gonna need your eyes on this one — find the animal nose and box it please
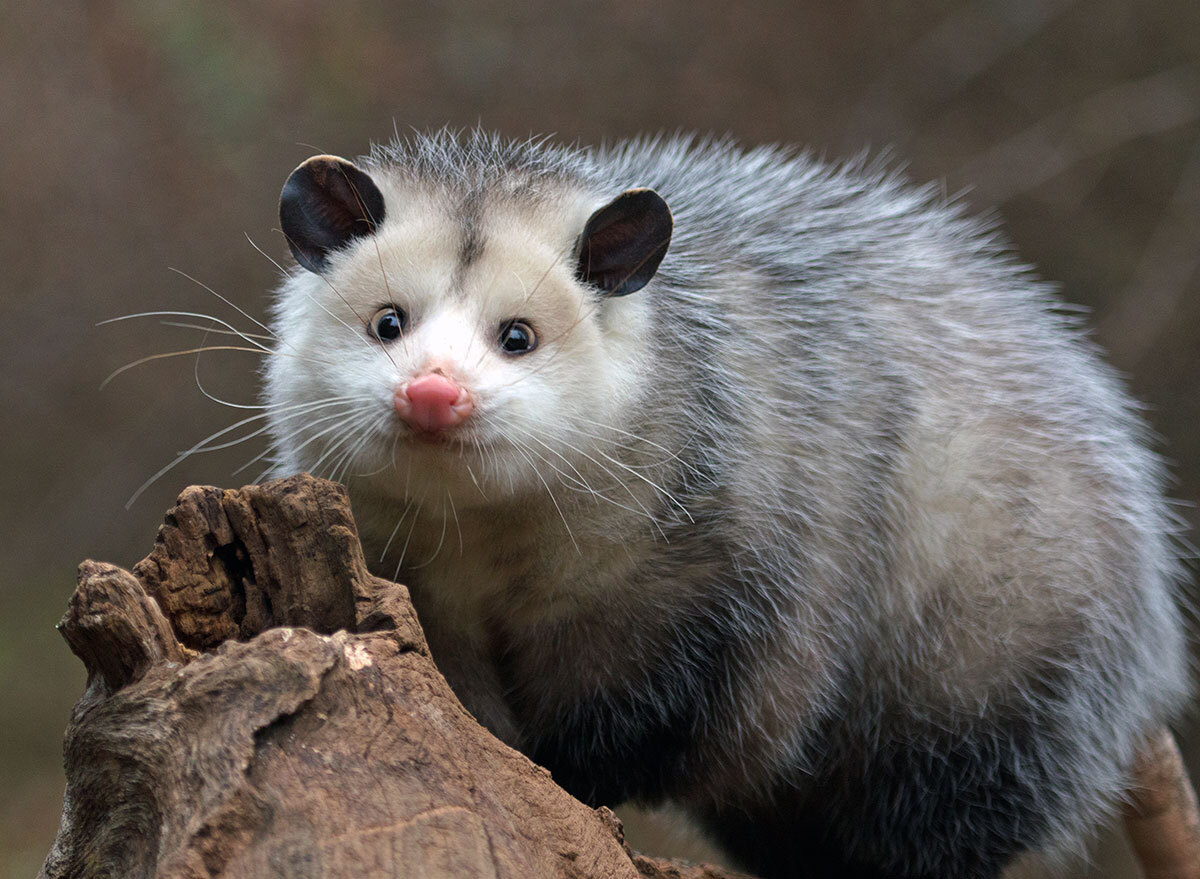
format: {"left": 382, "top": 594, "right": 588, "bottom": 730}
{"left": 395, "top": 373, "right": 474, "bottom": 433}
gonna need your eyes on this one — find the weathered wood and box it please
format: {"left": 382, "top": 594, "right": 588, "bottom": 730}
{"left": 130, "top": 478, "right": 371, "bottom": 649}
{"left": 42, "top": 474, "right": 750, "bottom": 879}
{"left": 1124, "top": 727, "right": 1200, "bottom": 879}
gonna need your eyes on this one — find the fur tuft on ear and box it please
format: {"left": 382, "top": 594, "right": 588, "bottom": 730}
{"left": 279, "top": 155, "right": 386, "bottom": 273}
{"left": 576, "top": 188, "right": 672, "bottom": 297}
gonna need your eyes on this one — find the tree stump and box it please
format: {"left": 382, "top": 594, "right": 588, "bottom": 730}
{"left": 40, "top": 475, "right": 749, "bottom": 879}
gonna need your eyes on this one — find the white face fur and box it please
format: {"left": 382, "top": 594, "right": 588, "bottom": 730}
{"left": 264, "top": 167, "right": 655, "bottom": 511}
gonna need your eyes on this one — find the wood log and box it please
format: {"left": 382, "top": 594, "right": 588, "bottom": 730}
{"left": 39, "top": 475, "right": 749, "bottom": 879}
{"left": 1124, "top": 728, "right": 1200, "bottom": 879}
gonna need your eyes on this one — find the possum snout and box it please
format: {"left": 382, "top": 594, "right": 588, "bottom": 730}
{"left": 394, "top": 373, "right": 474, "bottom": 433}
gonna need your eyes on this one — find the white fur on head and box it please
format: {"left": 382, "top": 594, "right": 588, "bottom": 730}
{"left": 264, "top": 168, "right": 652, "bottom": 509}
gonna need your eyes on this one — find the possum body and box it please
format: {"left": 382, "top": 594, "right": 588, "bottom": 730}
{"left": 265, "top": 131, "right": 1189, "bottom": 879}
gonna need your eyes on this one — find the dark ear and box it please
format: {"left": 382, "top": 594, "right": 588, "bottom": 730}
{"left": 575, "top": 188, "right": 672, "bottom": 297}
{"left": 279, "top": 155, "right": 386, "bottom": 273}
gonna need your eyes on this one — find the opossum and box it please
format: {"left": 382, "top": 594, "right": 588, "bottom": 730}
{"left": 264, "top": 130, "right": 1189, "bottom": 879}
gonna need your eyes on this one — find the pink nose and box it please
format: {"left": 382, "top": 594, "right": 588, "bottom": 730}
{"left": 395, "top": 373, "right": 473, "bottom": 433}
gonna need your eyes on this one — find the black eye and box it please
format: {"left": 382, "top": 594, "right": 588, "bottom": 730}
{"left": 498, "top": 319, "right": 537, "bottom": 355}
{"left": 369, "top": 306, "right": 406, "bottom": 342}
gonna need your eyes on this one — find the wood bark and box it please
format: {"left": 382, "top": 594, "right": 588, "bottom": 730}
{"left": 1124, "top": 728, "right": 1200, "bottom": 879}
{"left": 40, "top": 475, "right": 749, "bottom": 879}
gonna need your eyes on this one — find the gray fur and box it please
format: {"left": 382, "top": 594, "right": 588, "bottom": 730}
{"left": 265, "top": 129, "right": 1191, "bottom": 878}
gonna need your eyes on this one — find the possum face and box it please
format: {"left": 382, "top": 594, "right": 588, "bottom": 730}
{"left": 264, "top": 155, "right": 671, "bottom": 507}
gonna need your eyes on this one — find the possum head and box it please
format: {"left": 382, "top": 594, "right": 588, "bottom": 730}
{"left": 265, "top": 154, "right": 672, "bottom": 506}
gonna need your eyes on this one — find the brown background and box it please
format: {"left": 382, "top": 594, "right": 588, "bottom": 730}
{"left": 2, "top": 1, "right": 1199, "bottom": 875}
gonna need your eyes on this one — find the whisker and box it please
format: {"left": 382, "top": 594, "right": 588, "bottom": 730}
{"left": 251, "top": 461, "right": 279, "bottom": 485}
{"left": 309, "top": 428, "right": 363, "bottom": 480}
{"left": 508, "top": 422, "right": 680, "bottom": 533}
{"left": 392, "top": 498, "right": 424, "bottom": 581}
{"left": 126, "top": 404, "right": 313, "bottom": 508}
{"left": 409, "top": 497, "right": 449, "bottom": 570}
{"left": 99, "top": 311, "right": 272, "bottom": 353}
{"left": 571, "top": 416, "right": 705, "bottom": 471}
{"left": 380, "top": 497, "right": 417, "bottom": 562}
{"left": 187, "top": 323, "right": 259, "bottom": 412}
{"left": 167, "top": 267, "right": 279, "bottom": 341}
{"left": 270, "top": 228, "right": 400, "bottom": 370}
{"left": 102, "top": 346, "right": 268, "bottom": 390}
{"left": 160, "top": 320, "right": 275, "bottom": 342}
{"left": 497, "top": 429, "right": 580, "bottom": 553}
{"left": 102, "top": 310, "right": 331, "bottom": 411}
{"left": 446, "top": 488, "right": 464, "bottom": 556}
{"left": 235, "top": 446, "right": 275, "bottom": 478}
{"left": 328, "top": 415, "right": 387, "bottom": 484}
{"left": 464, "top": 460, "right": 488, "bottom": 502}
{"left": 332, "top": 431, "right": 374, "bottom": 482}
{"left": 247, "top": 231, "right": 396, "bottom": 368}
{"left": 295, "top": 411, "right": 376, "bottom": 474}
{"left": 234, "top": 396, "right": 379, "bottom": 478}
{"left": 588, "top": 443, "right": 694, "bottom": 524}
{"left": 197, "top": 396, "right": 372, "bottom": 455}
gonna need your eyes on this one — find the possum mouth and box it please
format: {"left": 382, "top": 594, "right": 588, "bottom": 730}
{"left": 399, "top": 424, "right": 494, "bottom": 452}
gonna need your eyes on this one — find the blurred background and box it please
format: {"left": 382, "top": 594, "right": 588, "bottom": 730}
{"left": 2, "top": 1, "right": 1199, "bottom": 875}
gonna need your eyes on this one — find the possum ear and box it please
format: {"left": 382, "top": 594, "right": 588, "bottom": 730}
{"left": 576, "top": 188, "right": 672, "bottom": 297}
{"left": 280, "top": 155, "right": 386, "bottom": 273}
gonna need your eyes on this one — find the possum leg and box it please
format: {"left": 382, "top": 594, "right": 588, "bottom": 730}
{"left": 696, "top": 712, "right": 1061, "bottom": 879}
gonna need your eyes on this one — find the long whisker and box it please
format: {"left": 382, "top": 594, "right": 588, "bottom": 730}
{"left": 572, "top": 415, "right": 704, "bottom": 469}
{"left": 349, "top": 415, "right": 401, "bottom": 479}
{"left": 513, "top": 413, "right": 697, "bottom": 526}
{"left": 160, "top": 320, "right": 275, "bottom": 342}
{"left": 506, "top": 427, "right": 600, "bottom": 495}
{"left": 126, "top": 402, "right": 325, "bottom": 508}
{"left": 187, "top": 323, "right": 258, "bottom": 412}
{"left": 463, "top": 460, "right": 488, "bottom": 502}
{"left": 193, "top": 396, "right": 373, "bottom": 455}
{"left": 555, "top": 424, "right": 692, "bottom": 470}
{"left": 322, "top": 412, "right": 388, "bottom": 484}
{"left": 167, "top": 267, "right": 279, "bottom": 341}
{"left": 100, "top": 333, "right": 335, "bottom": 389}
{"left": 258, "top": 410, "right": 367, "bottom": 486}
{"left": 498, "top": 430, "right": 580, "bottom": 553}
{"left": 446, "top": 488, "right": 464, "bottom": 556}
{"left": 409, "top": 497, "right": 449, "bottom": 570}
{"left": 392, "top": 497, "right": 424, "bottom": 581}
{"left": 246, "top": 232, "right": 396, "bottom": 368}
{"left": 286, "top": 408, "right": 373, "bottom": 467}
{"left": 234, "top": 446, "right": 274, "bottom": 477}
{"left": 330, "top": 423, "right": 379, "bottom": 483}
{"left": 505, "top": 424, "right": 671, "bottom": 541}
{"left": 307, "top": 421, "right": 368, "bottom": 478}
{"left": 587, "top": 442, "right": 694, "bottom": 523}
{"left": 99, "top": 311, "right": 272, "bottom": 352}
{"left": 380, "top": 497, "right": 417, "bottom": 562}
{"left": 101, "top": 346, "right": 267, "bottom": 390}
{"left": 102, "top": 311, "right": 288, "bottom": 408}
{"left": 270, "top": 228, "right": 400, "bottom": 370}
{"left": 232, "top": 397, "right": 376, "bottom": 477}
